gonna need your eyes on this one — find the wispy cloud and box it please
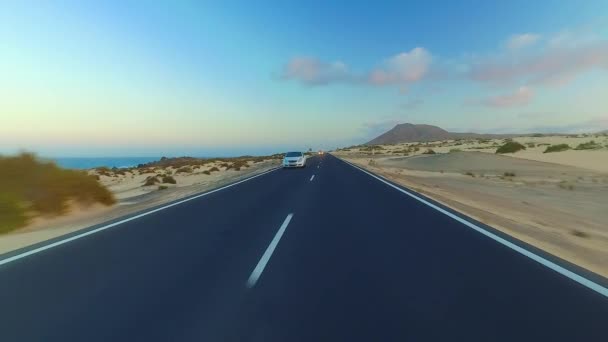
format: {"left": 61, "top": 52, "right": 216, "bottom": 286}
{"left": 482, "top": 86, "right": 535, "bottom": 107}
{"left": 280, "top": 47, "right": 432, "bottom": 88}
{"left": 470, "top": 31, "right": 608, "bottom": 87}
{"left": 368, "top": 47, "right": 432, "bottom": 85}
{"left": 281, "top": 57, "right": 353, "bottom": 85}
{"left": 505, "top": 33, "right": 541, "bottom": 51}
{"left": 279, "top": 28, "right": 608, "bottom": 105}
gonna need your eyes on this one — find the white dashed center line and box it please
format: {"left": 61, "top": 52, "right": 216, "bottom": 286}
{"left": 246, "top": 213, "right": 294, "bottom": 288}
{"left": 310, "top": 175, "right": 315, "bottom": 181}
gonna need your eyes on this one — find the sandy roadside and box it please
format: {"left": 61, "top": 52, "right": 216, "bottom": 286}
{"left": 333, "top": 150, "right": 608, "bottom": 278}
{"left": 341, "top": 134, "right": 608, "bottom": 173}
{"left": 0, "top": 159, "right": 280, "bottom": 255}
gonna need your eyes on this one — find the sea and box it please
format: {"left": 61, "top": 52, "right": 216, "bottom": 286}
{"left": 51, "top": 157, "right": 162, "bottom": 170}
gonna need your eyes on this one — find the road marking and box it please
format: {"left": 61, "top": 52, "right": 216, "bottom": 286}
{"left": 342, "top": 158, "right": 608, "bottom": 298}
{"left": 247, "top": 213, "right": 294, "bottom": 288}
{"left": 310, "top": 175, "right": 315, "bottom": 181}
{"left": 0, "top": 167, "right": 280, "bottom": 267}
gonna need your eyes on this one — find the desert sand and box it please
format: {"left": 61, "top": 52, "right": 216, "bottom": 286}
{"left": 334, "top": 134, "right": 608, "bottom": 278}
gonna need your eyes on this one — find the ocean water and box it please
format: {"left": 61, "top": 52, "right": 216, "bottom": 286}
{"left": 51, "top": 157, "right": 161, "bottom": 170}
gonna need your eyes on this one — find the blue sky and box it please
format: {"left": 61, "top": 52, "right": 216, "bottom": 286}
{"left": 1, "top": 1, "right": 607, "bottom": 156}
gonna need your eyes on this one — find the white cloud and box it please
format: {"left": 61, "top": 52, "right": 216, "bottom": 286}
{"left": 505, "top": 33, "right": 541, "bottom": 50}
{"left": 281, "top": 57, "right": 352, "bottom": 85}
{"left": 368, "top": 47, "right": 432, "bottom": 85}
{"left": 483, "top": 86, "right": 535, "bottom": 107}
{"left": 470, "top": 31, "right": 608, "bottom": 87}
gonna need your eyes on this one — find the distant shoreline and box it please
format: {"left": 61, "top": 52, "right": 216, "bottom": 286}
{"left": 49, "top": 157, "right": 162, "bottom": 170}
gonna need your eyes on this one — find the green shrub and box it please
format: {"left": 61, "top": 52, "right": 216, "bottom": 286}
{"left": 0, "top": 193, "right": 28, "bottom": 234}
{"left": 449, "top": 148, "right": 462, "bottom": 153}
{"left": 143, "top": 176, "right": 159, "bottom": 186}
{"left": 209, "top": 166, "right": 220, "bottom": 172}
{"left": 176, "top": 166, "right": 192, "bottom": 173}
{"left": 571, "top": 230, "right": 589, "bottom": 238}
{"left": 464, "top": 171, "right": 475, "bottom": 177}
{"left": 158, "top": 185, "right": 168, "bottom": 190}
{"left": 574, "top": 141, "right": 601, "bottom": 150}
{"left": 526, "top": 142, "right": 536, "bottom": 148}
{"left": 202, "top": 170, "right": 211, "bottom": 175}
{"left": 422, "top": 149, "right": 436, "bottom": 154}
{"left": 0, "top": 153, "right": 115, "bottom": 233}
{"left": 162, "top": 176, "right": 176, "bottom": 184}
{"left": 495, "top": 142, "right": 526, "bottom": 154}
{"left": 543, "top": 144, "right": 570, "bottom": 153}
{"left": 503, "top": 172, "right": 516, "bottom": 177}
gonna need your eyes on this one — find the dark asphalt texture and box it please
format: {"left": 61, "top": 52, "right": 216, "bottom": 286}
{"left": 1, "top": 154, "right": 607, "bottom": 341}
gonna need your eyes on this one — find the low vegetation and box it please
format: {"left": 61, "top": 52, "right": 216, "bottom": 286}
{"left": 422, "top": 149, "right": 436, "bottom": 154}
{"left": 143, "top": 176, "right": 159, "bottom": 186}
{"left": 162, "top": 175, "right": 177, "bottom": 184}
{"left": 570, "top": 229, "right": 589, "bottom": 238}
{"left": 543, "top": 144, "right": 570, "bottom": 153}
{"left": 449, "top": 148, "right": 462, "bottom": 153}
{"left": 209, "top": 167, "right": 220, "bottom": 172}
{"left": 574, "top": 141, "right": 602, "bottom": 150}
{"left": 158, "top": 185, "right": 168, "bottom": 190}
{"left": 175, "top": 166, "right": 193, "bottom": 173}
{"left": 558, "top": 181, "right": 574, "bottom": 190}
{"left": 0, "top": 153, "right": 115, "bottom": 233}
{"left": 503, "top": 172, "right": 516, "bottom": 177}
{"left": 495, "top": 142, "right": 526, "bottom": 154}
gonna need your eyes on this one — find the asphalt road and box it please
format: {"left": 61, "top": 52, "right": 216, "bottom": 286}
{"left": 1, "top": 154, "right": 607, "bottom": 341}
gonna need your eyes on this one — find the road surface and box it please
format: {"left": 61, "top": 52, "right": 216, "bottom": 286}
{"left": 1, "top": 154, "right": 607, "bottom": 341}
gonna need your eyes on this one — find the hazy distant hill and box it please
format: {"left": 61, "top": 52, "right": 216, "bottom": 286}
{"left": 366, "top": 123, "right": 518, "bottom": 145}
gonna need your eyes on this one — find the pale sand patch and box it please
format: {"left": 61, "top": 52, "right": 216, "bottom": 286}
{"left": 337, "top": 134, "right": 608, "bottom": 173}
{"left": 0, "top": 160, "right": 280, "bottom": 255}
{"left": 338, "top": 152, "right": 608, "bottom": 278}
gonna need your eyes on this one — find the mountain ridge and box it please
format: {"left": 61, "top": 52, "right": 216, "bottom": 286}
{"left": 366, "top": 123, "right": 520, "bottom": 145}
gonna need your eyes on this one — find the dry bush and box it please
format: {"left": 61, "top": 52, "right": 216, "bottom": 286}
{"left": 162, "top": 176, "right": 177, "bottom": 184}
{"left": 0, "top": 153, "right": 115, "bottom": 233}
{"left": 143, "top": 176, "right": 159, "bottom": 186}
{"left": 496, "top": 142, "right": 526, "bottom": 154}
{"left": 176, "top": 166, "right": 193, "bottom": 174}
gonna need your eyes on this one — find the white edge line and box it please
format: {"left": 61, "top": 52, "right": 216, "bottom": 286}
{"left": 0, "top": 167, "right": 280, "bottom": 267}
{"left": 247, "top": 213, "right": 294, "bottom": 288}
{"left": 341, "top": 158, "right": 608, "bottom": 298}
{"left": 310, "top": 175, "right": 315, "bottom": 181}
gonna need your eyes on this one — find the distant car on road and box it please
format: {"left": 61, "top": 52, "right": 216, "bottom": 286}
{"left": 318, "top": 150, "right": 324, "bottom": 155}
{"left": 283, "top": 151, "right": 307, "bottom": 168}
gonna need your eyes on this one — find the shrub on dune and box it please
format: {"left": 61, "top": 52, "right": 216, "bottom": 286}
{"left": 574, "top": 141, "right": 601, "bottom": 150}
{"left": 0, "top": 153, "right": 116, "bottom": 233}
{"left": 176, "top": 166, "right": 193, "bottom": 173}
{"left": 162, "top": 175, "right": 177, "bottom": 184}
{"left": 544, "top": 144, "right": 570, "bottom": 153}
{"left": 495, "top": 142, "right": 526, "bottom": 154}
{"left": 143, "top": 176, "right": 159, "bottom": 186}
